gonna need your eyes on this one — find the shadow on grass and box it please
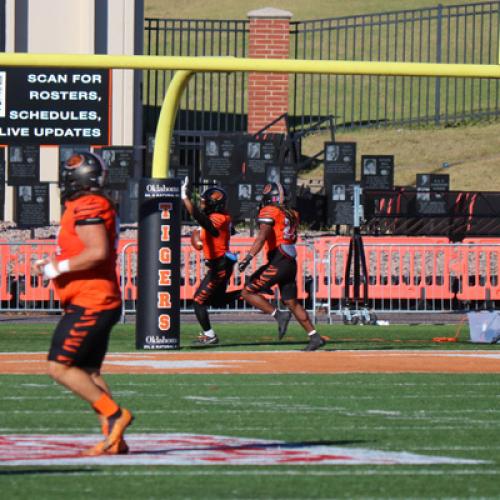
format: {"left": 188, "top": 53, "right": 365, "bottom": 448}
{"left": 186, "top": 340, "right": 337, "bottom": 351}
{"left": 0, "top": 468, "right": 96, "bottom": 476}
{"left": 133, "top": 439, "right": 369, "bottom": 456}
{"left": 185, "top": 338, "right": 479, "bottom": 351}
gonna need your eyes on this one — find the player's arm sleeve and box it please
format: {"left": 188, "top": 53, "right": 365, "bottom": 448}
{"left": 73, "top": 197, "right": 107, "bottom": 226}
{"left": 257, "top": 207, "right": 275, "bottom": 226}
{"left": 192, "top": 205, "right": 219, "bottom": 237}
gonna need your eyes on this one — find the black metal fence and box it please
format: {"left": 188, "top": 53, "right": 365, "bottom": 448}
{"left": 291, "top": 1, "right": 500, "bottom": 129}
{"left": 143, "top": 1, "right": 500, "bottom": 135}
{"left": 143, "top": 18, "right": 249, "bottom": 136}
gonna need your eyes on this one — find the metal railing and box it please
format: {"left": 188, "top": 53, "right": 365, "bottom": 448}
{"left": 1, "top": 240, "right": 498, "bottom": 322}
{"left": 325, "top": 242, "right": 500, "bottom": 321}
{"left": 144, "top": 1, "right": 500, "bottom": 134}
{"left": 119, "top": 240, "right": 316, "bottom": 320}
{"left": 291, "top": 1, "right": 500, "bottom": 129}
{"left": 144, "top": 18, "right": 249, "bottom": 135}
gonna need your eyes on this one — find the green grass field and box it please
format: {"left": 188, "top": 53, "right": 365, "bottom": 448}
{"left": 0, "top": 320, "right": 497, "bottom": 352}
{"left": 1, "top": 321, "right": 499, "bottom": 499}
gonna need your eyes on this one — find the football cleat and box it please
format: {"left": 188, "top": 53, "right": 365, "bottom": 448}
{"left": 302, "top": 334, "right": 326, "bottom": 351}
{"left": 275, "top": 310, "right": 292, "bottom": 340}
{"left": 81, "top": 441, "right": 107, "bottom": 456}
{"left": 82, "top": 437, "right": 129, "bottom": 456}
{"left": 104, "top": 408, "right": 134, "bottom": 452}
{"left": 192, "top": 333, "right": 219, "bottom": 346}
{"left": 101, "top": 417, "right": 129, "bottom": 454}
{"left": 106, "top": 438, "right": 130, "bottom": 455}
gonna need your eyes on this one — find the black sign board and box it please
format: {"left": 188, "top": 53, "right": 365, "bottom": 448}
{"left": 0, "top": 68, "right": 110, "bottom": 145}
{"left": 203, "top": 134, "right": 244, "bottom": 180}
{"left": 331, "top": 184, "right": 356, "bottom": 225}
{"left": 7, "top": 144, "right": 39, "bottom": 186}
{"left": 0, "top": 148, "right": 4, "bottom": 220}
{"left": 97, "top": 146, "right": 134, "bottom": 190}
{"left": 15, "top": 183, "right": 50, "bottom": 228}
{"left": 417, "top": 173, "right": 450, "bottom": 191}
{"left": 324, "top": 142, "right": 356, "bottom": 225}
{"left": 416, "top": 173, "right": 450, "bottom": 215}
{"left": 361, "top": 155, "right": 394, "bottom": 190}
{"left": 119, "top": 178, "right": 140, "bottom": 223}
{"left": 281, "top": 163, "right": 298, "bottom": 207}
{"left": 202, "top": 134, "right": 247, "bottom": 219}
{"left": 245, "top": 138, "right": 280, "bottom": 179}
{"left": 240, "top": 136, "right": 283, "bottom": 219}
{"left": 201, "top": 133, "right": 297, "bottom": 221}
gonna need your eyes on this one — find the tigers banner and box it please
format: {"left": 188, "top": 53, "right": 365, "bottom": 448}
{"left": 136, "top": 178, "right": 181, "bottom": 349}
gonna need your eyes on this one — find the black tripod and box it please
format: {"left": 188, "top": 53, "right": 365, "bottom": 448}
{"left": 341, "top": 185, "right": 377, "bottom": 325}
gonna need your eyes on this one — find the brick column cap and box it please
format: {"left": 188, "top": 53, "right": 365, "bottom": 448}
{"left": 247, "top": 7, "right": 293, "bottom": 19}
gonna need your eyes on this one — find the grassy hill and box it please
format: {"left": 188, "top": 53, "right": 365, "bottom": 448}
{"left": 145, "top": 0, "right": 471, "bottom": 20}
{"left": 301, "top": 122, "right": 500, "bottom": 191}
{"left": 144, "top": 0, "right": 500, "bottom": 192}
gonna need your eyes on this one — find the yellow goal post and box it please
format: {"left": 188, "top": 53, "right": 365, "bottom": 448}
{"left": 1, "top": 52, "right": 500, "bottom": 180}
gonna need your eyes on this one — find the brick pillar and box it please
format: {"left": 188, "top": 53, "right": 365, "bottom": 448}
{"left": 247, "top": 7, "right": 292, "bottom": 134}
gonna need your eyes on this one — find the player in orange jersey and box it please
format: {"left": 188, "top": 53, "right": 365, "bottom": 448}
{"left": 182, "top": 178, "right": 238, "bottom": 345}
{"left": 238, "top": 182, "right": 326, "bottom": 351}
{"left": 33, "top": 152, "right": 133, "bottom": 455}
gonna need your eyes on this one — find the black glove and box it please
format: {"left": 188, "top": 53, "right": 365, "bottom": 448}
{"left": 238, "top": 254, "right": 253, "bottom": 272}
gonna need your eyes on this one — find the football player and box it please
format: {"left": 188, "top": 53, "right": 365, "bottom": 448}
{"left": 33, "top": 152, "right": 132, "bottom": 455}
{"left": 238, "top": 182, "right": 326, "bottom": 351}
{"left": 181, "top": 179, "right": 238, "bottom": 345}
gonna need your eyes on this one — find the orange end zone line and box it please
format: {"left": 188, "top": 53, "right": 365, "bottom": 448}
{"left": 0, "top": 351, "right": 499, "bottom": 374}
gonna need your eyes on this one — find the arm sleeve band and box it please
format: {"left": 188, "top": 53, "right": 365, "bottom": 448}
{"left": 75, "top": 217, "right": 104, "bottom": 226}
{"left": 257, "top": 217, "right": 274, "bottom": 226}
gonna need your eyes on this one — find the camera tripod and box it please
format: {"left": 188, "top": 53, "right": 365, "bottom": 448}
{"left": 341, "top": 185, "right": 377, "bottom": 325}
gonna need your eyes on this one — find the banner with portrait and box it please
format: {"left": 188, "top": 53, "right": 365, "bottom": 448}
{"left": 324, "top": 142, "right": 356, "bottom": 225}
{"left": 361, "top": 155, "right": 394, "bottom": 190}
{"left": 7, "top": 145, "right": 39, "bottom": 186}
{"left": 15, "top": 183, "right": 50, "bottom": 228}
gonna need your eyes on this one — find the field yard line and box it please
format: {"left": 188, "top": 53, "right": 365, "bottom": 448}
{"left": 2, "top": 424, "right": 500, "bottom": 433}
{"left": 1, "top": 350, "right": 499, "bottom": 374}
{"left": 3, "top": 469, "right": 497, "bottom": 477}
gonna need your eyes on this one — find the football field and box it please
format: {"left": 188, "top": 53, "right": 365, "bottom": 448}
{"left": 1, "top": 321, "right": 499, "bottom": 499}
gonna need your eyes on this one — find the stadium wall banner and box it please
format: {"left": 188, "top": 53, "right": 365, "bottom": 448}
{"left": 136, "top": 178, "right": 181, "bottom": 350}
{"left": 95, "top": 146, "right": 134, "bottom": 190}
{"left": 324, "top": 142, "right": 356, "bottom": 226}
{"left": 0, "top": 147, "right": 4, "bottom": 219}
{"left": 7, "top": 144, "right": 39, "bottom": 185}
{"left": 361, "top": 155, "right": 394, "bottom": 190}
{"left": 0, "top": 68, "right": 110, "bottom": 145}
{"left": 14, "top": 182, "right": 50, "bottom": 228}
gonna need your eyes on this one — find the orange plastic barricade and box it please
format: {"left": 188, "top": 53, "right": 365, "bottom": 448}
{"left": 181, "top": 238, "right": 203, "bottom": 300}
{"left": 0, "top": 242, "right": 13, "bottom": 302}
{"left": 363, "top": 239, "right": 453, "bottom": 301}
{"left": 118, "top": 240, "right": 138, "bottom": 305}
{"left": 456, "top": 241, "right": 500, "bottom": 302}
{"left": 318, "top": 236, "right": 453, "bottom": 303}
{"left": 18, "top": 241, "right": 58, "bottom": 303}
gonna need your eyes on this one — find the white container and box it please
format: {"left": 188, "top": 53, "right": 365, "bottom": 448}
{"left": 467, "top": 311, "right": 500, "bottom": 344}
